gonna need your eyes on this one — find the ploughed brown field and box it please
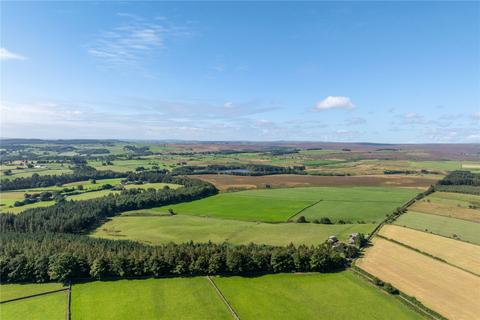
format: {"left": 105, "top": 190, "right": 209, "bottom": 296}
{"left": 378, "top": 225, "right": 480, "bottom": 275}
{"left": 193, "top": 174, "right": 438, "bottom": 191}
{"left": 356, "top": 238, "right": 480, "bottom": 320}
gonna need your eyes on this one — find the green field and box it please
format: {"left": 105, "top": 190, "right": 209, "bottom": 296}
{"left": 0, "top": 283, "right": 65, "bottom": 302}
{"left": 71, "top": 278, "right": 231, "bottom": 320}
{"left": 151, "top": 187, "right": 418, "bottom": 223}
{"left": 214, "top": 272, "right": 423, "bottom": 320}
{"left": 394, "top": 211, "right": 480, "bottom": 245}
{"left": 0, "top": 291, "right": 67, "bottom": 320}
{"left": 63, "top": 178, "right": 125, "bottom": 190}
{"left": 89, "top": 159, "right": 169, "bottom": 172}
{"left": 92, "top": 214, "right": 375, "bottom": 246}
{"left": 0, "top": 180, "right": 181, "bottom": 214}
{"left": 426, "top": 191, "right": 480, "bottom": 208}
{"left": 300, "top": 199, "right": 412, "bottom": 223}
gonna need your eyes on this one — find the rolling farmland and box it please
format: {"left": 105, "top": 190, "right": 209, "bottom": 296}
{"left": 378, "top": 224, "right": 480, "bottom": 275}
{"left": 394, "top": 211, "right": 480, "bottom": 245}
{"left": 0, "top": 283, "right": 65, "bottom": 302}
{"left": 71, "top": 278, "right": 232, "bottom": 320}
{"left": 0, "top": 273, "right": 425, "bottom": 320}
{"left": 213, "top": 272, "right": 423, "bottom": 320}
{"left": 409, "top": 191, "right": 480, "bottom": 222}
{"left": 0, "top": 179, "right": 182, "bottom": 214}
{"left": 151, "top": 187, "right": 418, "bottom": 223}
{"left": 194, "top": 174, "right": 438, "bottom": 191}
{"left": 93, "top": 214, "right": 375, "bottom": 246}
{"left": 356, "top": 238, "right": 480, "bottom": 320}
{"left": 0, "top": 291, "right": 67, "bottom": 320}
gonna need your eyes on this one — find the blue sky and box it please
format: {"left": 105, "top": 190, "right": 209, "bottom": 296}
{"left": 1, "top": 1, "right": 479, "bottom": 142}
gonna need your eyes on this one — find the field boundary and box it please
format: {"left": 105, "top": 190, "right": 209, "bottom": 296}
{"left": 287, "top": 199, "right": 322, "bottom": 221}
{"left": 0, "top": 287, "right": 68, "bottom": 304}
{"left": 365, "top": 187, "right": 434, "bottom": 241}
{"left": 377, "top": 234, "right": 480, "bottom": 277}
{"left": 66, "top": 281, "right": 72, "bottom": 320}
{"left": 392, "top": 221, "right": 480, "bottom": 246}
{"left": 350, "top": 267, "right": 447, "bottom": 320}
{"left": 206, "top": 276, "right": 240, "bottom": 320}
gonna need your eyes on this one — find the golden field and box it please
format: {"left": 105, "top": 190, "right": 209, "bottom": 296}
{"left": 356, "top": 238, "right": 480, "bottom": 320}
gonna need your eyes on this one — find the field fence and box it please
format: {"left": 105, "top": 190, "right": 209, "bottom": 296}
{"left": 0, "top": 288, "right": 68, "bottom": 304}
{"left": 206, "top": 276, "right": 240, "bottom": 320}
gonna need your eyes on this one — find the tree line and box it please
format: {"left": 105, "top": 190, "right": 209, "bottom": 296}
{"left": 0, "top": 232, "right": 348, "bottom": 283}
{"left": 0, "top": 166, "right": 128, "bottom": 191}
{"left": 0, "top": 175, "right": 217, "bottom": 234}
{"left": 172, "top": 164, "right": 305, "bottom": 176}
{"left": 0, "top": 170, "right": 357, "bottom": 284}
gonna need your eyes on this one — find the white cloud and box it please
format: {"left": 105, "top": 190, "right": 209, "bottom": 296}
{"left": 313, "top": 96, "right": 354, "bottom": 111}
{"left": 223, "top": 101, "right": 234, "bottom": 108}
{"left": 0, "top": 48, "right": 26, "bottom": 60}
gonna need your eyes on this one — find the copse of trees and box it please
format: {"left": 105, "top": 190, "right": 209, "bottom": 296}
{"left": 433, "top": 170, "right": 480, "bottom": 195}
{"left": 0, "top": 232, "right": 347, "bottom": 283}
{"left": 0, "top": 176, "right": 217, "bottom": 234}
{"left": 438, "top": 170, "right": 480, "bottom": 186}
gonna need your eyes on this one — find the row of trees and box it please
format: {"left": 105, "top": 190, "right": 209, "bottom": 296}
{"left": 172, "top": 164, "right": 305, "bottom": 176}
{"left": 0, "top": 232, "right": 347, "bottom": 283}
{"left": 0, "top": 166, "right": 127, "bottom": 191}
{"left": 0, "top": 176, "right": 217, "bottom": 234}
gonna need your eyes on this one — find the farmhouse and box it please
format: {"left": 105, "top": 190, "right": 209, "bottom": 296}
{"left": 348, "top": 233, "right": 360, "bottom": 245}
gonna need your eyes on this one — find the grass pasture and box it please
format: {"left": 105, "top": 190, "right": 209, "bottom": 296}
{"left": 214, "top": 272, "right": 423, "bottom": 320}
{"left": 0, "top": 180, "right": 182, "bottom": 214}
{"left": 92, "top": 214, "right": 375, "bottom": 246}
{"left": 149, "top": 190, "right": 314, "bottom": 222}
{"left": 71, "top": 277, "right": 231, "bottom": 320}
{"left": 151, "top": 187, "right": 418, "bottom": 223}
{"left": 0, "top": 283, "right": 65, "bottom": 302}
{"left": 0, "top": 291, "right": 67, "bottom": 320}
{"left": 394, "top": 211, "right": 480, "bottom": 245}
{"left": 356, "top": 238, "right": 480, "bottom": 320}
{"left": 379, "top": 225, "right": 480, "bottom": 275}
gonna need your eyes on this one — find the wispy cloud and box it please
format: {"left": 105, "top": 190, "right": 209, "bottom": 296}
{"left": 345, "top": 117, "right": 366, "bottom": 126}
{"left": 313, "top": 96, "right": 354, "bottom": 111}
{"left": 401, "top": 112, "right": 425, "bottom": 125}
{"left": 87, "top": 15, "right": 191, "bottom": 67}
{"left": 0, "top": 48, "right": 27, "bottom": 60}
